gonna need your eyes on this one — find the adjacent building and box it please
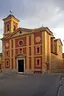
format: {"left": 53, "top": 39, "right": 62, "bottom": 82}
{"left": 2, "top": 14, "right": 63, "bottom": 73}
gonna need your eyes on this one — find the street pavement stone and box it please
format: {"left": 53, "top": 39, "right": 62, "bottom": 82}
{"left": 0, "top": 73, "right": 64, "bottom": 96}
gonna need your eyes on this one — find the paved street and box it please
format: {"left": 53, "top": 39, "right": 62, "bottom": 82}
{"left": 0, "top": 72, "right": 64, "bottom": 96}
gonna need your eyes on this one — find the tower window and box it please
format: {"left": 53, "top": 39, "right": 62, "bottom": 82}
{"left": 7, "top": 24, "right": 10, "bottom": 32}
{"left": 13, "top": 25, "right": 16, "bottom": 31}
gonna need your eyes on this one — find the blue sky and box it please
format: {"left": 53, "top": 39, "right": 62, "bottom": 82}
{"left": 0, "top": 0, "right": 64, "bottom": 52}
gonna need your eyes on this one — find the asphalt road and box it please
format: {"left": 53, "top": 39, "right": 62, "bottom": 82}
{"left": 0, "top": 73, "right": 64, "bottom": 96}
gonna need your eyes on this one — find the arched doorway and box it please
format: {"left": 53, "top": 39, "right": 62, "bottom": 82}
{"left": 16, "top": 54, "right": 25, "bottom": 72}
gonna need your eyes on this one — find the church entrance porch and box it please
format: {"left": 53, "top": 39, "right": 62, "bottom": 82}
{"left": 18, "top": 60, "right": 24, "bottom": 72}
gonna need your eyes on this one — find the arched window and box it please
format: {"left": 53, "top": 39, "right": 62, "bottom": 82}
{"left": 13, "top": 25, "right": 16, "bottom": 31}
{"left": 7, "top": 24, "right": 10, "bottom": 32}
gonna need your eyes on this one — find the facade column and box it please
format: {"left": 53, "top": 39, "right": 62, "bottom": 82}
{"left": 26, "top": 35, "right": 29, "bottom": 73}
{"left": 10, "top": 39, "right": 12, "bottom": 69}
{"left": 13, "top": 39, "right": 16, "bottom": 70}
{"left": 31, "top": 34, "right": 34, "bottom": 72}
{"left": 49, "top": 35, "right": 51, "bottom": 70}
{"left": 11, "top": 19, "right": 13, "bottom": 33}
{"left": 42, "top": 32, "right": 46, "bottom": 72}
{"left": 2, "top": 40, "right": 5, "bottom": 71}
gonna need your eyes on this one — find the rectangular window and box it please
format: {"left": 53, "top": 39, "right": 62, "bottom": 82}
{"left": 36, "top": 58, "right": 41, "bottom": 66}
{"left": 7, "top": 61, "right": 8, "bottom": 65}
{"left": 6, "top": 51, "right": 9, "bottom": 57}
{"left": 36, "top": 46, "right": 41, "bottom": 54}
{"left": 37, "top": 47, "right": 39, "bottom": 53}
{"left": 37, "top": 59, "right": 39, "bottom": 65}
{"left": 7, "top": 51, "right": 8, "bottom": 56}
{"left": 29, "top": 36, "right": 31, "bottom": 45}
{"left": 35, "top": 57, "right": 42, "bottom": 69}
{"left": 5, "top": 60, "right": 9, "bottom": 68}
{"left": 35, "top": 58, "right": 41, "bottom": 68}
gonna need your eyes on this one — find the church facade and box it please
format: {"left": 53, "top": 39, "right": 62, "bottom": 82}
{"left": 2, "top": 15, "right": 63, "bottom": 73}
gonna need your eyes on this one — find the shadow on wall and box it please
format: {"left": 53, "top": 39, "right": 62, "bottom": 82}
{"left": 51, "top": 54, "right": 64, "bottom": 72}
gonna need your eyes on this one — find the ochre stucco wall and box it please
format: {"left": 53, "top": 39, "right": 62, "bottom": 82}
{"left": 2, "top": 14, "right": 64, "bottom": 73}
{"left": 51, "top": 40, "right": 63, "bottom": 72}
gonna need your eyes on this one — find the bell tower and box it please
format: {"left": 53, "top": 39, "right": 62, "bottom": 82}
{"left": 3, "top": 14, "right": 20, "bottom": 36}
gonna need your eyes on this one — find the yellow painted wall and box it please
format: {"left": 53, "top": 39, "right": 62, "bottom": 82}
{"left": 26, "top": 35, "right": 29, "bottom": 71}
{"left": 13, "top": 39, "right": 16, "bottom": 69}
{"left": 42, "top": 30, "right": 64, "bottom": 72}
{"left": 51, "top": 39, "right": 63, "bottom": 72}
{"left": 42, "top": 31, "right": 46, "bottom": 71}
{"left": 31, "top": 34, "right": 34, "bottom": 71}
{"left": 42, "top": 31, "right": 51, "bottom": 71}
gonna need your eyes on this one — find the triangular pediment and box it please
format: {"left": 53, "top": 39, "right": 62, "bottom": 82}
{"left": 10, "top": 28, "right": 33, "bottom": 38}
{"left": 11, "top": 29, "right": 24, "bottom": 38}
{"left": 55, "top": 39, "right": 63, "bottom": 46}
{"left": 58, "top": 39, "right": 63, "bottom": 46}
{"left": 3, "top": 28, "right": 33, "bottom": 39}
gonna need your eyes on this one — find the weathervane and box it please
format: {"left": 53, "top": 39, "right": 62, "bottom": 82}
{"left": 9, "top": 10, "right": 13, "bottom": 15}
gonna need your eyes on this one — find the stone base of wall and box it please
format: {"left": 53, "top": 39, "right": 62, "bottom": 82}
{"left": 1, "top": 68, "right": 53, "bottom": 74}
{"left": 2, "top": 68, "right": 33, "bottom": 74}
{"left": 50, "top": 69, "right": 64, "bottom": 73}
{"left": 2, "top": 68, "right": 17, "bottom": 74}
{"left": 24, "top": 69, "right": 33, "bottom": 74}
